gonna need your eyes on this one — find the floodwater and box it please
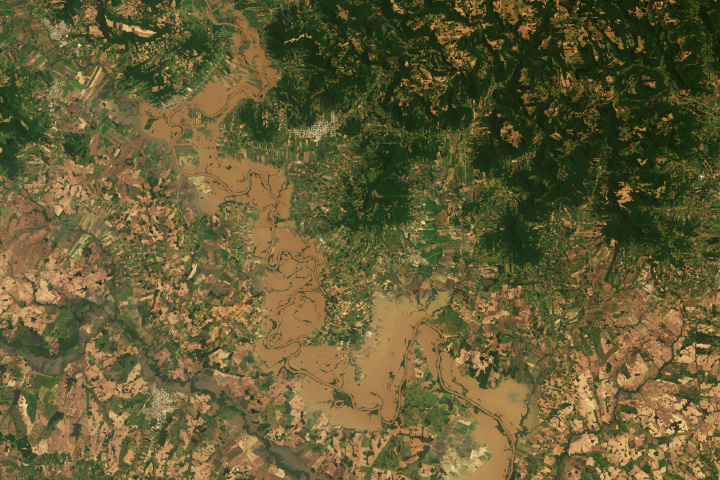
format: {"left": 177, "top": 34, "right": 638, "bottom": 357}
{"left": 300, "top": 379, "right": 382, "bottom": 431}
{"left": 415, "top": 323, "right": 531, "bottom": 479}
{"left": 104, "top": 1, "right": 532, "bottom": 478}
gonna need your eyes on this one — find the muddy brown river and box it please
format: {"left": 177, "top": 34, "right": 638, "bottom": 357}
{"left": 131, "top": 3, "right": 532, "bottom": 478}
{"left": 3, "top": 1, "right": 533, "bottom": 478}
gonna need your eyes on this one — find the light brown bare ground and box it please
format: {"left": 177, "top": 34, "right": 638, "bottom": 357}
{"left": 122, "top": 2, "right": 529, "bottom": 478}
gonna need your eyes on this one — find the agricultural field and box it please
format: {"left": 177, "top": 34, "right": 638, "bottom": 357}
{"left": 0, "top": 1, "right": 719, "bottom": 479}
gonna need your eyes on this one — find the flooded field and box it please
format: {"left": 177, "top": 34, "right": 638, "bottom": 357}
{"left": 119, "top": 1, "right": 531, "bottom": 478}
{"left": 415, "top": 323, "right": 531, "bottom": 479}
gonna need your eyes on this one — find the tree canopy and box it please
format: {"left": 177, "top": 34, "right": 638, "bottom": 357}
{"left": 257, "top": 0, "right": 720, "bottom": 264}
{"left": 0, "top": 59, "right": 52, "bottom": 178}
{"left": 43, "top": 0, "right": 231, "bottom": 105}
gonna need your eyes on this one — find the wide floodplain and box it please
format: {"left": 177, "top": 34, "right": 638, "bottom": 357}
{"left": 120, "top": 2, "right": 532, "bottom": 478}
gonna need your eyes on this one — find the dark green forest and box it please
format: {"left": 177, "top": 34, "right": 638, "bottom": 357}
{"left": 0, "top": 59, "right": 52, "bottom": 178}
{"left": 43, "top": 0, "right": 231, "bottom": 105}
{"left": 238, "top": 0, "right": 720, "bottom": 267}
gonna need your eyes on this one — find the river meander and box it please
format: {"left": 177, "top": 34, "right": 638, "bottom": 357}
{"left": 39, "top": 1, "right": 532, "bottom": 477}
